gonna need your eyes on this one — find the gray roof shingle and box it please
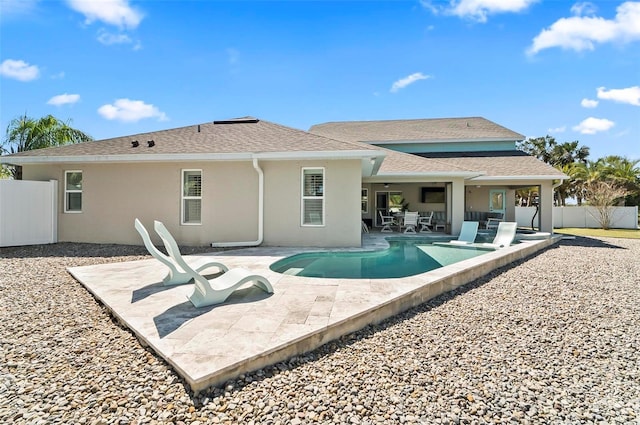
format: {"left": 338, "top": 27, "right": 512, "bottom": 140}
{"left": 5, "top": 118, "right": 380, "bottom": 158}
{"left": 309, "top": 117, "right": 525, "bottom": 143}
{"left": 416, "top": 152, "right": 565, "bottom": 177}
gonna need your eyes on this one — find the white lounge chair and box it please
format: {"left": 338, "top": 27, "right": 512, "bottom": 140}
{"left": 134, "top": 218, "right": 228, "bottom": 285}
{"left": 153, "top": 220, "right": 273, "bottom": 307}
{"left": 402, "top": 211, "right": 419, "bottom": 234}
{"left": 448, "top": 221, "right": 480, "bottom": 245}
{"left": 482, "top": 221, "right": 517, "bottom": 249}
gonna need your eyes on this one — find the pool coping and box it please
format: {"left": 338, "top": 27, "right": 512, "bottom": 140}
{"left": 68, "top": 235, "right": 560, "bottom": 393}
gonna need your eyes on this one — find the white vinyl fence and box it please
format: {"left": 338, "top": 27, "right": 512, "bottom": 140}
{"left": 0, "top": 180, "right": 58, "bottom": 247}
{"left": 515, "top": 206, "right": 639, "bottom": 230}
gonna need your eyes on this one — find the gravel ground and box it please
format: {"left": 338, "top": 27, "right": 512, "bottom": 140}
{"left": 1, "top": 237, "right": 639, "bottom": 424}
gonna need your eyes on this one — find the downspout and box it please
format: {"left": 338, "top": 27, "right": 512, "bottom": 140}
{"left": 211, "top": 157, "right": 264, "bottom": 247}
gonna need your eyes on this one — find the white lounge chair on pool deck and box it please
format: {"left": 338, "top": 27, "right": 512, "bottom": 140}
{"left": 153, "top": 220, "right": 273, "bottom": 307}
{"left": 448, "top": 221, "right": 479, "bottom": 245}
{"left": 134, "top": 218, "right": 228, "bottom": 285}
{"left": 482, "top": 221, "right": 517, "bottom": 249}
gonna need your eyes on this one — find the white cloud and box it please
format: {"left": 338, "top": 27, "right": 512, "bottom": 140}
{"left": 421, "top": 0, "right": 538, "bottom": 23}
{"left": 597, "top": 86, "right": 640, "bottom": 106}
{"left": 548, "top": 126, "right": 566, "bottom": 133}
{"left": 97, "top": 30, "right": 132, "bottom": 45}
{"left": 47, "top": 93, "right": 80, "bottom": 106}
{"left": 390, "top": 72, "right": 431, "bottom": 93}
{"left": 0, "top": 59, "right": 40, "bottom": 81}
{"left": 0, "top": 0, "right": 39, "bottom": 16}
{"left": 581, "top": 98, "right": 599, "bottom": 108}
{"left": 572, "top": 117, "right": 615, "bottom": 134}
{"left": 98, "top": 98, "right": 168, "bottom": 122}
{"left": 570, "top": 2, "right": 597, "bottom": 17}
{"left": 528, "top": 1, "right": 640, "bottom": 55}
{"left": 66, "top": 0, "right": 143, "bottom": 29}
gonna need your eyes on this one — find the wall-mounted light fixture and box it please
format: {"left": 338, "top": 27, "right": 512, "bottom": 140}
{"left": 384, "top": 183, "right": 389, "bottom": 189}
{"left": 370, "top": 157, "right": 376, "bottom": 165}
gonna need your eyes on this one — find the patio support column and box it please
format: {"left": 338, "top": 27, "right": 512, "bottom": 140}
{"left": 450, "top": 178, "right": 465, "bottom": 235}
{"left": 539, "top": 180, "right": 554, "bottom": 233}
{"left": 505, "top": 189, "right": 516, "bottom": 222}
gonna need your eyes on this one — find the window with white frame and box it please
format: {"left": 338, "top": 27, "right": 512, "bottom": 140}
{"left": 361, "top": 188, "right": 368, "bottom": 214}
{"left": 182, "top": 169, "right": 202, "bottom": 225}
{"left": 301, "top": 167, "right": 324, "bottom": 226}
{"left": 64, "top": 170, "right": 82, "bottom": 213}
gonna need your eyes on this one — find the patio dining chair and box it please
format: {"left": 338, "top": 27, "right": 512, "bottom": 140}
{"left": 378, "top": 211, "right": 396, "bottom": 233}
{"left": 134, "top": 218, "right": 228, "bottom": 285}
{"left": 402, "top": 211, "right": 419, "bottom": 234}
{"left": 153, "top": 220, "right": 274, "bottom": 307}
{"left": 418, "top": 212, "right": 434, "bottom": 232}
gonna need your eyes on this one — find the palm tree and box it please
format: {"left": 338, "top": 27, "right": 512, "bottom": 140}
{"left": 518, "top": 136, "right": 591, "bottom": 205}
{"left": 2, "top": 114, "right": 92, "bottom": 179}
{"left": 597, "top": 156, "right": 640, "bottom": 206}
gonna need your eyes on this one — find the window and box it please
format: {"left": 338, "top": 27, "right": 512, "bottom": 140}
{"left": 301, "top": 167, "right": 324, "bottom": 226}
{"left": 64, "top": 171, "right": 82, "bottom": 213}
{"left": 182, "top": 169, "right": 202, "bottom": 225}
{"left": 361, "top": 188, "right": 368, "bottom": 213}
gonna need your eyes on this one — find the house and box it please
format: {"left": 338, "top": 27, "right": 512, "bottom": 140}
{"left": 0, "top": 116, "right": 565, "bottom": 247}
{"left": 310, "top": 117, "right": 566, "bottom": 236}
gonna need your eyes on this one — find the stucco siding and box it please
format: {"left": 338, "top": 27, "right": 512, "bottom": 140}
{"left": 23, "top": 162, "right": 259, "bottom": 246}
{"left": 22, "top": 159, "right": 362, "bottom": 247}
{"left": 262, "top": 160, "right": 362, "bottom": 247}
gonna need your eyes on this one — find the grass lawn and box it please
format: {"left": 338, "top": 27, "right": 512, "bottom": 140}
{"left": 555, "top": 228, "right": 640, "bottom": 239}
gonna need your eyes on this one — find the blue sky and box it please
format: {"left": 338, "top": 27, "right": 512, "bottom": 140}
{"left": 1, "top": 0, "right": 638, "bottom": 160}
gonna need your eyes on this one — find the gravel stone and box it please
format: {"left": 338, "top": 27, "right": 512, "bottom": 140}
{"left": 1, "top": 238, "right": 639, "bottom": 424}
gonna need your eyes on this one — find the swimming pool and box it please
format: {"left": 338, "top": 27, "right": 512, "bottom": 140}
{"left": 269, "top": 239, "right": 495, "bottom": 279}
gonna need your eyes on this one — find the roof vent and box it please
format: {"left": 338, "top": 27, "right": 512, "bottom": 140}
{"left": 131, "top": 140, "right": 139, "bottom": 147}
{"left": 213, "top": 116, "right": 259, "bottom": 125}
{"left": 147, "top": 140, "right": 155, "bottom": 147}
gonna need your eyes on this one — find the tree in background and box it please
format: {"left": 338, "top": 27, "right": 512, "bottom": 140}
{"left": 517, "top": 135, "right": 590, "bottom": 206}
{"left": 584, "top": 180, "right": 630, "bottom": 229}
{"left": 1, "top": 114, "right": 92, "bottom": 179}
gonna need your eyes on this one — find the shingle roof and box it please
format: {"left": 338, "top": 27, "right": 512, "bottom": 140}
{"left": 415, "top": 151, "right": 565, "bottom": 178}
{"left": 376, "top": 148, "right": 477, "bottom": 175}
{"left": 309, "top": 117, "right": 525, "bottom": 143}
{"left": 5, "top": 117, "right": 380, "bottom": 158}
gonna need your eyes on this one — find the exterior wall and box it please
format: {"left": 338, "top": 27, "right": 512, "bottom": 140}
{"left": 22, "top": 159, "right": 363, "bottom": 247}
{"left": 465, "top": 184, "right": 515, "bottom": 220}
{"left": 262, "top": 159, "right": 362, "bottom": 247}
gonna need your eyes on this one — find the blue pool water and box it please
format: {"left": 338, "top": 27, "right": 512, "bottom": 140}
{"left": 269, "top": 239, "right": 495, "bottom": 279}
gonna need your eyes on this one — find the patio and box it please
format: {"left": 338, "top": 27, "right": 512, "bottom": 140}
{"left": 68, "top": 233, "right": 559, "bottom": 393}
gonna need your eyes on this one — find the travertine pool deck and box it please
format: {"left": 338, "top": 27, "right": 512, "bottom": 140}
{"left": 68, "top": 233, "right": 560, "bottom": 393}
